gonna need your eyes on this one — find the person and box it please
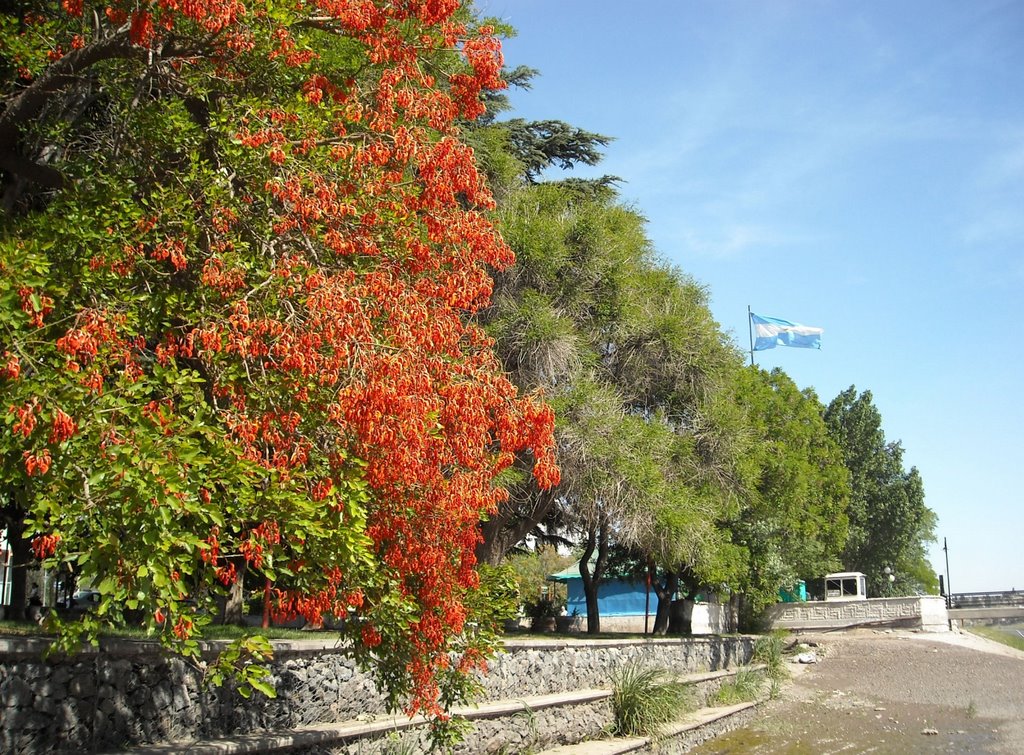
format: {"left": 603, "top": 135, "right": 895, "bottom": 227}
{"left": 28, "top": 586, "right": 42, "bottom": 607}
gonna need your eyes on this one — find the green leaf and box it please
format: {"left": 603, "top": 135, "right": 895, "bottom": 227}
{"left": 249, "top": 678, "right": 277, "bottom": 698}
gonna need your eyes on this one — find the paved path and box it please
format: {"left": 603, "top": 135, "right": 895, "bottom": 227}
{"left": 690, "top": 627, "right": 1024, "bottom": 754}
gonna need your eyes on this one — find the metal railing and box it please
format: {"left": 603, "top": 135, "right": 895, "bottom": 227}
{"left": 947, "top": 590, "right": 1024, "bottom": 609}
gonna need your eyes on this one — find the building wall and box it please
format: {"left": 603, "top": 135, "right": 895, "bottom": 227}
{"left": 565, "top": 578, "right": 650, "bottom": 618}
{"left": 681, "top": 602, "right": 729, "bottom": 635}
{"left": 561, "top": 577, "right": 729, "bottom": 635}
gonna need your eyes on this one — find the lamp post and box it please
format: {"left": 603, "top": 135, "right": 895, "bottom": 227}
{"left": 883, "top": 566, "right": 895, "bottom": 597}
{"left": 943, "top": 537, "right": 952, "bottom": 608}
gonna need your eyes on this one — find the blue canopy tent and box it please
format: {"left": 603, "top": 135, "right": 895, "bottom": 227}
{"left": 547, "top": 563, "right": 650, "bottom": 619}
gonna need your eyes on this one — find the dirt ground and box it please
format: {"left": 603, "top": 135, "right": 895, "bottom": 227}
{"left": 689, "top": 627, "right": 1024, "bottom": 754}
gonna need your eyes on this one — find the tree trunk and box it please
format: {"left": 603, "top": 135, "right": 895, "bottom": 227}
{"left": 219, "top": 557, "right": 247, "bottom": 625}
{"left": 651, "top": 569, "right": 679, "bottom": 635}
{"left": 579, "top": 526, "right": 600, "bottom": 634}
{"left": 475, "top": 488, "right": 558, "bottom": 566}
{"left": 475, "top": 513, "right": 512, "bottom": 566}
{"left": 579, "top": 514, "right": 610, "bottom": 634}
{"left": 730, "top": 593, "right": 744, "bottom": 633}
{"left": 262, "top": 578, "right": 272, "bottom": 629}
{"left": 4, "top": 513, "right": 31, "bottom": 622}
{"left": 668, "top": 576, "right": 702, "bottom": 635}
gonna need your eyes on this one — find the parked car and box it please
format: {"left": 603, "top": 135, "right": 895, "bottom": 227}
{"left": 71, "top": 589, "right": 101, "bottom": 609}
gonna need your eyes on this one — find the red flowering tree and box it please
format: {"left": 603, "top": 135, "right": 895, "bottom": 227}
{"left": 0, "top": 0, "right": 556, "bottom": 724}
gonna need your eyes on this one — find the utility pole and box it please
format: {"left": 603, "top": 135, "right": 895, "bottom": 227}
{"left": 943, "top": 537, "right": 952, "bottom": 608}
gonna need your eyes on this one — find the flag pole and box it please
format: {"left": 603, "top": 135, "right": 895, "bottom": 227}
{"left": 747, "top": 305, "right": 755, "bottom": 367}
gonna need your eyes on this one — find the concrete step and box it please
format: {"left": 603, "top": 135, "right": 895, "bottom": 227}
{"left": 536, "top": 701, "right": 759, "bottom": 755}
{"left": 113, "top": 666, "right": 761, "bottom": 755}
{"left": 538, "top": 737, "right": 648, "bottom": 754}
{"left": 658, "top": 701, "right": 761, "bottom": 752}
{"left": 112, "top": 688, "right": 613, "bottom": 755}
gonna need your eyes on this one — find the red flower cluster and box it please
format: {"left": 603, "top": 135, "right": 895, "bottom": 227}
{"left": 49, "top": 408, "right": 77, "bottom": 445}
{"left": 0, "top": 351, "right": 19, "bottom": 380}
{"left": 31, "top": 533, "right": 61, "bottom": 560}
{"left": 240, "top": 521, "right": 281, "bottom": 569}
{"left": 22, "top": 0, "right": 560, "bottom": 722}
{"left": 18, "top": 287, "right": 53, "bottom": 328}
{"left": 23, "top": 450, "right": 51, "bottom": 477}
{"left": 11, "top": 402, "right": 37, "bottom": 438}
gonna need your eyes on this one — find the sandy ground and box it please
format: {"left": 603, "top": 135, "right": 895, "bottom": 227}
{"left": 689, "top": 627, "right": 1024, "bottom": 754}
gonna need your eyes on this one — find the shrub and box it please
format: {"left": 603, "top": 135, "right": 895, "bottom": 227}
{"left": 523, "top": 596, "right": 563, "bottom": 620}
{"left": 611, "top": 662, "right": 691, "bottom": 736}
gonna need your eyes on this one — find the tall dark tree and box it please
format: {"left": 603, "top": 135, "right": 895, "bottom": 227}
{"left": 500, "top": 118, "right": 612, "bottom": 181}
{"left": 824, "top": 387, "right": 937, "bottom": 595}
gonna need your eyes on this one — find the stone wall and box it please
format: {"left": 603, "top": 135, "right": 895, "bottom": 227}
{"left": 763, "top": 596, "right": 949, "bottom": 633}
{"left": 483, "top": 635, "right": 751, "bottom": 701}
{"left": 0, "top": 636, "right": 378, "bottom": 754}
{"left": 0, "top": 633, "right": 754, "bottom": 754}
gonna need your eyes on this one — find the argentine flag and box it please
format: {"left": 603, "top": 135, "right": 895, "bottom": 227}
{"left": 751, "top": 313, "right": 823, "bottom": 351}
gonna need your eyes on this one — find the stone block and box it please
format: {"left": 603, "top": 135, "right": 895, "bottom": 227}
{"left": 98, "top": 658, "right": 131, "bottom": 686}
{"left": 172, "top": 683, "right": 192, "bottom": 711}
{"left": 3, "top": 675, "right": 35, "bottom": 708}
{"left": 32, "top": 694, "right": 56, "bottom": 715}
{"left": 55, "top": 699, "right": 84, "bottom": 730}
{"left": 69, "top": 673, "right": 96, "bottom": 698}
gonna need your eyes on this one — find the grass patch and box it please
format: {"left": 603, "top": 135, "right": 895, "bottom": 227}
{"left": 710, "top": 630, "right": 788, "bottom": 706}
{"left": 0, "top": 619, "right": 342, "bottom": 643}
{"left": 714, "top": 666, "right": 766, "bottom": 705}
{"left": 203, "top": 625, "right": 342, "bottom": 641}
{"left": 381, "top": 732, "right": 421, "bottom": 755}
{"left": 966, "top": 625, "right": 1024, "bottom": 653}
{"left": 752, "top": 630, "right": 788, "bottom": 697}
{"left": 611, "top": 662, "right": 692, "bottom": 737}
{"left": 0, "top": 620, "right": 41, "bottom": 637}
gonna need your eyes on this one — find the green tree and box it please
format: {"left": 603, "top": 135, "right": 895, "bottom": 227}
{"left": 604, "top": 262, "right": 750, "bottom": 633}
{"left": 499, "top": 118, "right": 612, "bottom": 182}
{"left": 729, "top": 367, "right": 850, "bottom": 615}
{"left": 470, "top": 52, "right": 853, "bottom": 634}
{"left": 824, "top": 387, "right": 937, "bottom": 595}
{"left": 504, "top": 544, "right": 574, "bottom": 609}
{"left": 466, "top": 63, "right": 615, "bottom": 190}
{"left": 475, "top": 177, "right": 750, "bottom": 633}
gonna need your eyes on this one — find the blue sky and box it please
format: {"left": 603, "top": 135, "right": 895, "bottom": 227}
{"left": 483, "top": 0, "right": 1024, "bottom": 593}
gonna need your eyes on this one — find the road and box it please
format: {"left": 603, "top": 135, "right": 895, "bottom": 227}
{"left": 690, "top": 627, "right": 1024, "bottom": 754}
